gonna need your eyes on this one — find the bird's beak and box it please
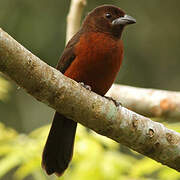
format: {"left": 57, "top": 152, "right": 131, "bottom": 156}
{"left": 112, "top": 14, "right": 136, "bottom": 26}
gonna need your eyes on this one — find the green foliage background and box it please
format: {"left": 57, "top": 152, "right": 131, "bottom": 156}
{"left": 0, "top": 121, "right": 180, "bottom": 180}
{"left": 0, "top": 0, "right": 180, "bottom": 179}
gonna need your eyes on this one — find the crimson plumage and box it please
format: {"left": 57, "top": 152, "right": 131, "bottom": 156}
{"left": 42, "top": 4, "right": 136, "bottom": 176}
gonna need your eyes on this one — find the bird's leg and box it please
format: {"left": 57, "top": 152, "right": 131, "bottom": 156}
{"left": 79, "top": 82, "right": 91, "bottom": 91}
{"left": 104, "top": 96, "right": 122, "bottom": 107}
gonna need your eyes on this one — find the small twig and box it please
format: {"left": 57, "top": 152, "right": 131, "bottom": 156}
{"left": 107, "top": 84, "right": 180, "bottom": 121}
{"left": 66, "top": 0, "right": 86, "bottom": 43}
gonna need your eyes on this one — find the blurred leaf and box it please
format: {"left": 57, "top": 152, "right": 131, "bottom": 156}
{"left": 0, "top": 153, "right": 21, "bottom": 178}
{"left": 0, "top": 122, "right": 180, "bottom": 180}
{"left": 163, "top": 122, "right": 180, "bottom": 133}
{"left": 0, "top": 76, "right": 11, "bottom": 101}
{"left": 158, "top": 167, "right": 180, "bottom": 180}
{"left": 130, "top": 158, "right": 160, "bottom": 178}
{"left": 0, "top": 123, "right": 48, "bottom": 179}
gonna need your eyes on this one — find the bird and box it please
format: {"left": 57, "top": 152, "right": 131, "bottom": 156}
{"left": 42, "top": 4, "right": 136, "bottom": 176}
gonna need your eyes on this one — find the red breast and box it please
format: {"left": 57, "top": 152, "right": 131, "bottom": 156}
{"left": 64, "top": 32, "right": 124, "bottom": 95}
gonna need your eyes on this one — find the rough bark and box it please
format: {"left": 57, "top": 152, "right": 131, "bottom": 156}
{"left": 107, "top": 84, "right": 180, "bottom": 120}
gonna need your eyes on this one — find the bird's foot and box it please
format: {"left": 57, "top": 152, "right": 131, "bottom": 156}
{"left": 104, "top": 96, "right": 122, "bottom": 107}
{"left": 79, "top": 82, "right": 91, "bottom": 91}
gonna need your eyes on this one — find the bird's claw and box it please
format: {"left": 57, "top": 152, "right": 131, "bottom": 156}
{"left": 104, "top": 96, "right": 122, "bottom": 107}
{"left": 79, "top": 82, "right": 91, "bottom": 91}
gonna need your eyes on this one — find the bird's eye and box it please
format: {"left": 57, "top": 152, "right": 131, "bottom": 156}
{"left": 105, "top": 13, "right": 112, "bottom": 19}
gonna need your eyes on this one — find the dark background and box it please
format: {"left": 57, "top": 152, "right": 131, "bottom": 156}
{"left": 0, "top": 0, "right": 180, "bottom": 133}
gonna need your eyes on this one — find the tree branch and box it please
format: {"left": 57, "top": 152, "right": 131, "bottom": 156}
{"left": 1, "top": 28, "right": 180, "bottom": 172}
{"left": 107, "top": 84, "right": 180, "bottom": 120}
{"left": 66, "top": 0, "right": 86, "bottom": 43}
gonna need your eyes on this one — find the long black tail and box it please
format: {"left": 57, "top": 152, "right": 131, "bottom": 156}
{"left": 42, "top": 112, "right": 77, "bottom": 176}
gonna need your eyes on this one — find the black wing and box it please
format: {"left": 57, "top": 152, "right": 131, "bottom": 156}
{"left": 56, "top": 30, "right": 83, "bottom": 74}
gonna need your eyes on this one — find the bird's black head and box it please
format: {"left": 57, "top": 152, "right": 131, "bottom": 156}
{"left": 82, "top": 5, "right": 136, "bottom": 39}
